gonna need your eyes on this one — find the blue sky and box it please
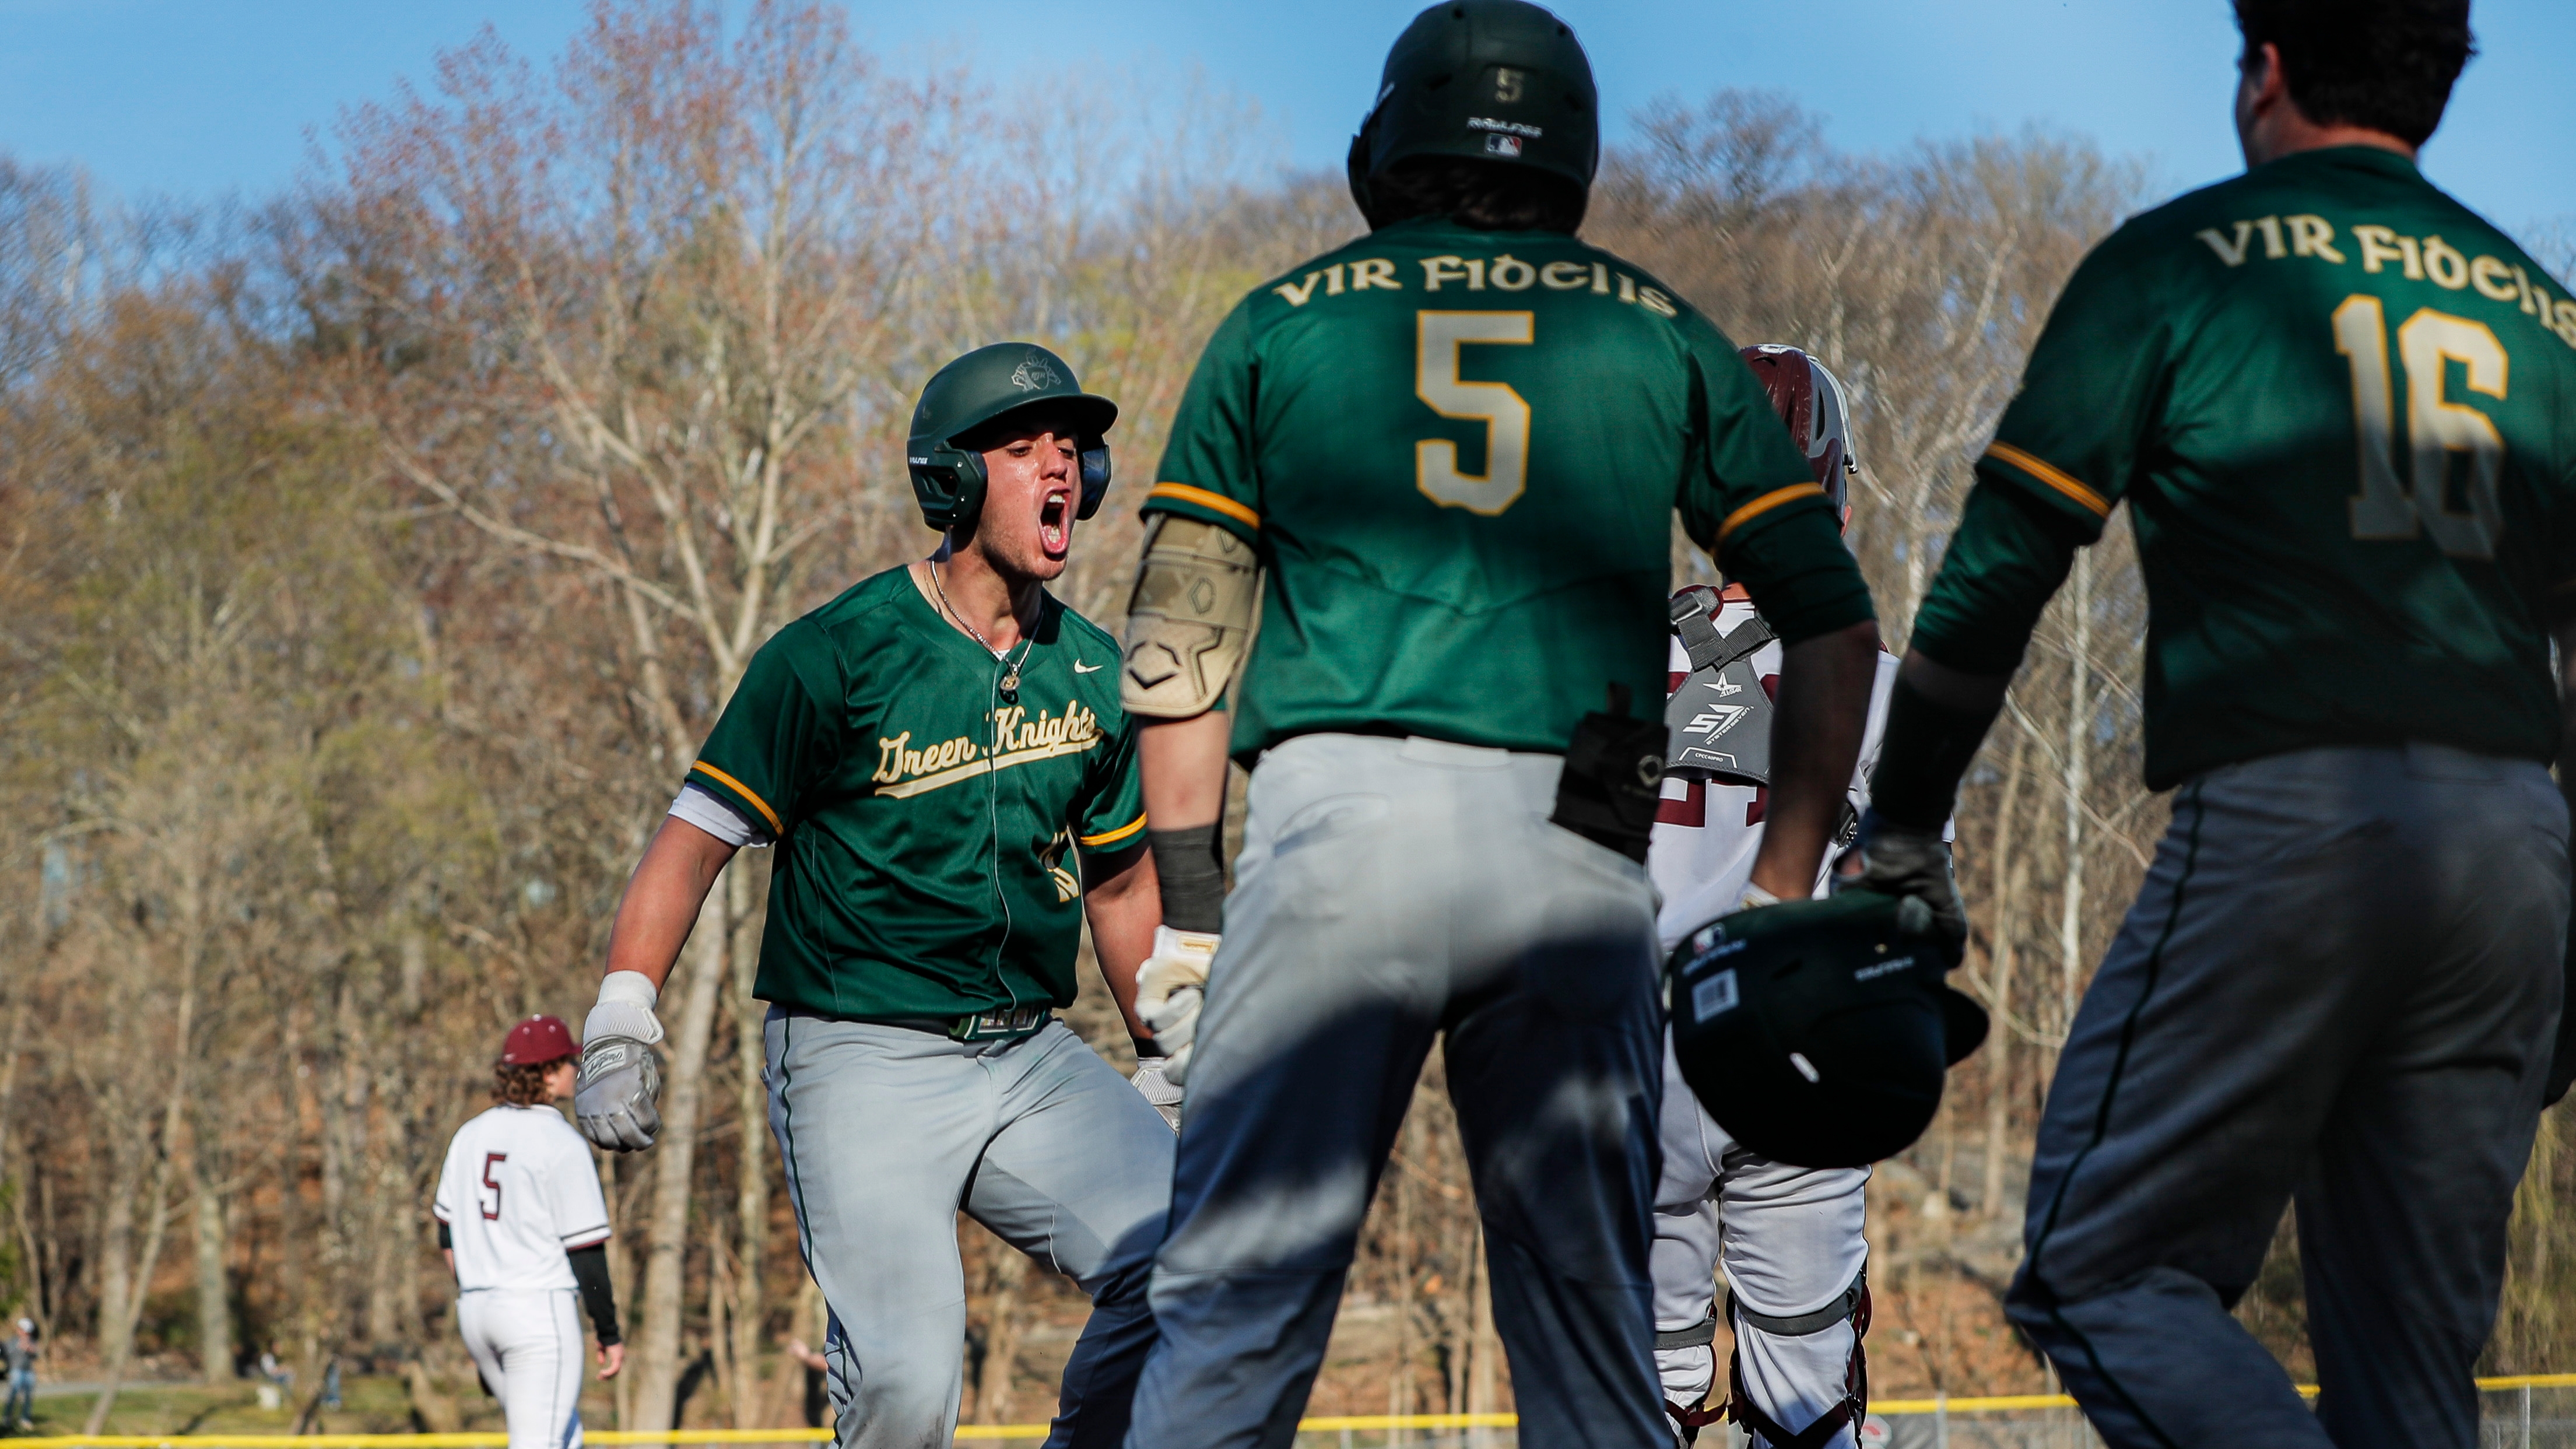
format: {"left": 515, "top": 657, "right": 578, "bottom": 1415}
{"left": 2, "top": 1, "right": 2568, "bottom": 241}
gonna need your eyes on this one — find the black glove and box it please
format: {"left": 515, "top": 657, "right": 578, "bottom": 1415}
{"left": 1839, "top": 809, "right": 1967, "bottom": 949}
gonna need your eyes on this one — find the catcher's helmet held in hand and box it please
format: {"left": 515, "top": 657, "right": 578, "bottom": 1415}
{"left": 907, "top": 343, "right": 1118, "bottom": 532}
{"left": 1347, "top": 0, "right": 1598, "bottom": 222}
{"left": 1668, "top": 889, "right": 1987, "bottom": 1169}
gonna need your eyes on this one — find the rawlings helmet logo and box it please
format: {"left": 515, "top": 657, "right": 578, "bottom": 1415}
{"left": 1010, "top": 352, "right": 1062, "bottom": 392}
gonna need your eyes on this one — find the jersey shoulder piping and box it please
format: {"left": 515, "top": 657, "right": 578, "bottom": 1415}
{"left": 1078, "top": 811, "right": 1147, "bottom": 850}
{"left": 688, "top": 759, "right": 782, "bottom": 834}
{"left": 1717, "top": 482, "right": 1830, "bottom": 543}
{"left": 1146, "top": 481, "right": 1260, "bottom": 530}
{"left": 1986, "top": 441, "right": 2114, "bottom": 518}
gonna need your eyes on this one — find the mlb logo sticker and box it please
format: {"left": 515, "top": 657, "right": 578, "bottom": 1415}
{"left": 1484, "top": 133, "right": 1523, "bottom": 158}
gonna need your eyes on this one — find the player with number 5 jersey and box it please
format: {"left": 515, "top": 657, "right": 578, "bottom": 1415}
{"left": 1851, "top": 5, "right": 2576, "bottom": 1449}
{"left": 435, "top": 1016, "right": 623, "bottom": 1449}
{"left": 1117, "top": 5, "right": 1882, "bottom": 1446}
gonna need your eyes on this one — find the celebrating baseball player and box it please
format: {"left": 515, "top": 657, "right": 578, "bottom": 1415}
{"left": 1650, "top": 348, "right": 1899, "bottom": 1449}
{"left": 1852, "top": 3, "right": 2576, "bottom": 1447}
{"left": 571, "top": 343, "right": 1174, "bottom": 1449}
{"left": 1114, "top": 5, "right": 1882, "bottom": 1444}
{"left": 434, "top": 1015, "right": 623, "bottom": 1449}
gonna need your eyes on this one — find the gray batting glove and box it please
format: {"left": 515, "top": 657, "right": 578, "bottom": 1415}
{"left": 1841, "top": 811, "right": 1968, "bottom": 949}
{"left": 576, "top": 972, "right": 666, "bottom": 1152}
{"left": 1130, "top": 1059, "right": 1183, "bottom": 1130}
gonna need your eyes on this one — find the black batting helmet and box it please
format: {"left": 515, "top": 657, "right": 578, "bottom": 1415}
{"left": 1347, "top": 1, "right": 1599, "bottom": 224}
{"left": 1668, "top": 889, "right": 1987, "bottom": 1169}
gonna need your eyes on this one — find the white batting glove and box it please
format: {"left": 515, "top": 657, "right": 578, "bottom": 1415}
{"left": 577, "top": 971, "right": 666, "bottom": 1152}
{"left": 1129, "top": 1059, "right": 1184, "bottom": 1129}
{"left": 1135, "top": 926, "right": 1219, "bottom": 1086}
{"left": 1732, "top": 881, "right": 1781, "bottom": 914}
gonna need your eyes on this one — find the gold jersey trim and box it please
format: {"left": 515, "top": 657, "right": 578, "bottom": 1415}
{"left": 1078, "top": 811, "right": 1148, "bottom": 849}
{"left": 1147, "top": 482, "right": 1262, "bottom": 531}
{"left": 689, "top": 760, "right": 783, "bottom": 834}
{"left": 1717, "top": 482, "right": 1829, "bottom": 544}
{"left": 1986, "top": 441, "right": 2112, "bottom": 518}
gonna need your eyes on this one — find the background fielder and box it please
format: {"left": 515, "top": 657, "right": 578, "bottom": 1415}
{"left": 572, "top": 345, "right": 1174, "bottom": 1449}
{"left": 434, "top": 1015, "right": 623, "bottom": 1449}
{"left": 1855, "top": 4, "right": 2576, "bottom": 1447}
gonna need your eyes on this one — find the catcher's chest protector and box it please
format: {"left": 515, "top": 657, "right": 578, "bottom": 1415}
{"left": 1665, "top": 590, "right": 1775, "bottom": 786}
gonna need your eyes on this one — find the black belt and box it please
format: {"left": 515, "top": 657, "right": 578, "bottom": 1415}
{"left": 775, "top": 1004, "right": 1054, "bottom": 1042}
{"left": 906, "top": 1005, "right": 1052, "bottom": 1042}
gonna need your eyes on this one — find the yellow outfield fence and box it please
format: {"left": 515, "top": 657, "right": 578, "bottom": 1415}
{"left": 13, "top": 1377, "right": 2576, "bottom": 1445}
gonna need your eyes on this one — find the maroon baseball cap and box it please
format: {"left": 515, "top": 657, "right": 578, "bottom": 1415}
{"left": 501, "top": 1015, "right": 578, "bottom": 1065}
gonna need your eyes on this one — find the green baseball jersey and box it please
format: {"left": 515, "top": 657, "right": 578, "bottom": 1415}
{"left": 685, "top": 566, "right": 1147, "bottom": 1022}
{"left": 1145, "top": 217, "right": 1873, "bottom": 761}
{"left": 1914, "top": 146, "right": 2576, "bottom": 789}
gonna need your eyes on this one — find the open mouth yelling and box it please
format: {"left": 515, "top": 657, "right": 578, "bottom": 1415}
{"left": 1037, "top": 487, "right": 1072, "bottom": 559}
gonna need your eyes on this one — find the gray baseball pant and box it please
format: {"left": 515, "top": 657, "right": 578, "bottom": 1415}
{"left": 2006, "top": 743, "right": 2566, "bottom": 1449}
{"left": 1124, "top": 734, "right": 1671, "bottom": 1449}
{"left": 767, "top": 1014, "right": 1175, "bottom": 1449}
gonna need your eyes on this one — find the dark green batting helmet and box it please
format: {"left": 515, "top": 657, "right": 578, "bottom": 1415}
{"left": 906, "top": 343, "right": 1118, "bottom": 532}
{"left": 1346, "top": 0, "right": 1599, "bottom": 221}
{"left": 1667, "top": 889, "right": 1988, "bottom": 1169}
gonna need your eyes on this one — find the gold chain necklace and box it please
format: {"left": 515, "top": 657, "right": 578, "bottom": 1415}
{"left": 930, "top": 561, "right": 1034, "bottom": 698}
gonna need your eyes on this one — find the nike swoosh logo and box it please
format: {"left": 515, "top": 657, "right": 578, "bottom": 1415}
{"left": 1073, "top": 661, "right": 1101, "bottom": 673}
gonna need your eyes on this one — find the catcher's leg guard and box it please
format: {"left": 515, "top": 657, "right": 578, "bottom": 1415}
{"left": 1656, "top": 1311, "right": 1728, "bottom": 1445}
{"left": 1727, "top": 1271, "right": 1869, "bottom": 1449}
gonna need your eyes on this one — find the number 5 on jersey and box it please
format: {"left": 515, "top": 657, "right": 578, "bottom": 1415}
{"left": 1417, "top": 311, "right": 1535, "bottom": 514}
{"left": 2335, "top": 295, "right": 2508, "bottom": 559}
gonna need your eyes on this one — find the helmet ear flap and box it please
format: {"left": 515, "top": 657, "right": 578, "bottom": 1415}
{"left": 1077, "top": 443, "right": 1112, "bottom": 520}
{"left": 908, "top": 444, "right": 989, "bottom": 531}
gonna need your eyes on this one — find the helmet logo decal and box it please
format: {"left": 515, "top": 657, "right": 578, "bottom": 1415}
{"left": 1493, "top": 68, "right": 1524, "bottom": 103}
{"left": 1467, "top": 117, "right": 1543, "bottom": 138}
{"left": 1484, "top": 134, "right": 1522, "bottom": 157}
{"left": 1010, "top": 351, "right": 1063, "bottom": 392}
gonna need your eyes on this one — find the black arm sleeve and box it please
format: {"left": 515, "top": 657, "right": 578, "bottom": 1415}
{"left": 1148, "top": 823, "right": 1227, "bottom": 934}
{"left": 437, "top": 1222, "right": 452, "bottom": 1250}
{"left": 1868, "top": 676, "right": 2006, "bottom": 831}
{"left": 567, "top": 1244, "right": 621, "bottom": 1346}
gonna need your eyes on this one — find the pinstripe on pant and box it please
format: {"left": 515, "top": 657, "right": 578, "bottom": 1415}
{"left": 2007, "top": 744, "right": 2567, "bottom": 1449}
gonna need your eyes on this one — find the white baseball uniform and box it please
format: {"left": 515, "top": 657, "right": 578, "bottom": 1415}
{"left": 434, "top": 1103, "right": 612, "bottom": 1449}
{"left": 1647, "top": 588, "right": 1897, "bottom": 1448}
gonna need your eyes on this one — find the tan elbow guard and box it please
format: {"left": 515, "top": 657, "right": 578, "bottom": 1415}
{"left": 1121, "top": 516, "right": 1259, "bottom": 718}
